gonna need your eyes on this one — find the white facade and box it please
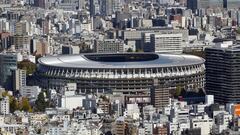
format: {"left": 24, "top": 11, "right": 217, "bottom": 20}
{"left": 144, "top": 123, "right": 153, "bottom": 135}
{"left": 205, "top": 95, "right": 214, "bottom": 106}
{"left": 80, "top": 23, "right": 92, "bottom": 32}
{"left": 60, "top": 95, "right": 86, "bottom": 110}
{"left": 151, "top": 33, "right": 183, "bottom": 54}
{"left": 13, "top": 69, "right": 26, "bottom": 91}
{"left": 169, "top": 119, "right": 190, "bottom": 134}
{"left": 125, "top": 104, "right": 140, "bottom": 120}
{"left": 63, "top": 83, "right": 77, "bottom": 96}
{"left": 72, "top": 45, "right": 80, "bottom": 54}
{"left": 190, "top": 115, "right": 213, "bottom": 135}
{"left": 193, "top": 104, "right": 207, "bottom": 114}
{"left": 0, "top": 96, "right": 9, "bottom": 115}
{"left": 20, "top": 86, "right": 41, "bottom": 100}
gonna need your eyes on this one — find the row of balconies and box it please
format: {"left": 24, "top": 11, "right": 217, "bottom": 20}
{"left": 43, "top": 65, "right": 205, "bottom": 79}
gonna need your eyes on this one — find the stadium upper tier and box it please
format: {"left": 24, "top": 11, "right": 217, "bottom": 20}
{"left": 38, "top": 53, "right": 205, "bottom": 69}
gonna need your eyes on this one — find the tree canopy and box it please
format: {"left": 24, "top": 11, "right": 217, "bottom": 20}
{"left": 2, "top": 92, "right": 32, "bottom": 113}
{"left": 127, "top": 48, "right": 133, "bottom": 52}
{"left": 236, "top": 27, "right": 240, "bottom": 34}
{"left": 21, "top": 97, "right": 32, "bottom": 112}
{"left": 35, "top": 92, "right": 48, "bottom": 112}
{"left": 18, "top": 60, "right": 37, "bottom": 75}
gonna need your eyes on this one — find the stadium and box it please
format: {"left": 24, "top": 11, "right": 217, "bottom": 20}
{"left": 36, "top": 53, "right": 205, "bottom": 94}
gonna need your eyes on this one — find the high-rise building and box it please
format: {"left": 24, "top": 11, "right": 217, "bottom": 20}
{"left": 90, "top": 0, "right": 99, "bottom": 16}
{"left": 150, "top": 79, "right": 170, "bottom": 109}
{"left": 100, "top": 0, "right": 113, "bottom": 16}
{"left": 150, "top": 33, "right": 182, "bottom": 54}
{"left": 223, "top": 0, "right": 240, "bottom": 9}
{"left": 0, "top": 32, "right": 11, "bottom": 50}
{"left": 205, "top": 42, "right": 240, "bottom": 103}
{"left": 30, "top": 38, "right": 49, "bottom": 56}
{"left": 12, "top": 69, "right": 26, "bottom": 92}
{"left": 187, "top": 0, "right": 223, "bottom": 11}
{"left": 78, "top": 0, "right": 85, "bottom": 10}
{"left": 15, "top": 21, "right": 31, "bottom": 35}
{"left": 0, "top": 52, "right": 17, "bottom": 90}
{"left": 12, "top": 35, "right": 31, "bottom": 51}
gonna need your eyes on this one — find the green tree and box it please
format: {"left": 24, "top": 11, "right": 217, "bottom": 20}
{"left": 10, "top": 98, "right": 19, "bottom": 113}
{"left": 237, "top": 27, "right": 240, "bottom": 34}
{"left": 21, "top": 97, "right": 32, "bottom": 112}
{"left": 2, "top": 91, "right": 9, "bottom": 97}
{"left": 35, "top": 92, "right": 47, "bottom": 112}
{"left": 136, "top": 49, "right": 143, "bottom": 52}
{"left": 175, "top": 85, "right": 182, "bottom": 97}
{"left": 18, "top": 60, "right": 37, "bottom": 75}
{"left": 127, "top": 48, "right": 133, "bottom": 52}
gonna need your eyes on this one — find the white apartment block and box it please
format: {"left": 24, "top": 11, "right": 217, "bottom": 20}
{"left": 0, "top": 96, "right": 9, "bottom": 115}
{"left": 151, "top": 33, "right": 183, "bottom": 54}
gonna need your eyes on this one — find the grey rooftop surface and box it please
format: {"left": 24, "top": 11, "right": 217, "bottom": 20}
{"left": 38, "top": 53, "right": 205, "bottom": 69}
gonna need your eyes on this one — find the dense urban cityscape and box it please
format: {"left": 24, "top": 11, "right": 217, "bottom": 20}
{"left": 0, "top": 0, "right": 240, "bottom": 134}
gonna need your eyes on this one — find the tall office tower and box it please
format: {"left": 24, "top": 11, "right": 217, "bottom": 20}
{"left": 0, "top": 32, "right": 11, "bottom": 51}
{"left": 90, "top": 0, "right": 96, "bottom": 16}
{"left": 150, "top": 33, "right": 183, "bottom": 54}
{"left": 187, "top": 0, "right": 223, "bottom": 12}
{"left": 205, "top": 42, "right": 240, "bottom": 103}
{"left": 15, "top": 21, "right": 31, "bottom": 35}
{"left": 0, "top": 52, "right": 17, "bottom": 90}
{"left": 78, "top": 0, "right": 85, "bottom": 10}
{"left": 12, "top": 69, "right": 26, "bottom": 92}
{"left": 223, "top": 0, "right": 240, "bottom": 9}
{"left": 150, "top": 79, "right": 170, "bottom": 109}
{"left": 0, "top": 18, "right": 10, "bottom": 33}
{"left": 100, "top": 0, "right": 113, "bottom": 16}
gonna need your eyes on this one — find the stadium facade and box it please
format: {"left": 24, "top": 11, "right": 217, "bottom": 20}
{"left": 36, "top": 53, "right": 205, "bottom": 94}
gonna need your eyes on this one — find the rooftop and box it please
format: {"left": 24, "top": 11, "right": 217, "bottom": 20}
{"left": 38, "top": 53, "right": 205, "bottom": 69}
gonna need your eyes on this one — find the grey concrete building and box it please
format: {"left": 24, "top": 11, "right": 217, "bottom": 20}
{"left": 94, "top": 39, "right": 124, "bottom": 53}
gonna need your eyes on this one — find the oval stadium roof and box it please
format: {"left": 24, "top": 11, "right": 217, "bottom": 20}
{"left": 38, "top": 53, "right": 205, "bottom": 69}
